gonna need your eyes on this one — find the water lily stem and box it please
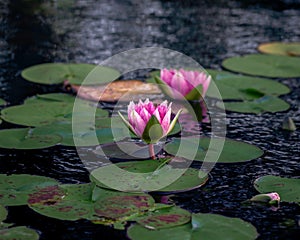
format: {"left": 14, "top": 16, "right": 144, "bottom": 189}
{"left": 149, "top": 144, "right": 155, "bottom": 160}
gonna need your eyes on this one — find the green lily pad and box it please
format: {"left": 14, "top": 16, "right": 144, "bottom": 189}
{"left": 206, "top": 70, "right": 290, "bottom": 100}
{"left": 136, "top": 206, "right": 191, "bottom": 230}
{"left": 0, "top": 174, "right": 59, "bottom": 206}
{"left": 216, "top": 96, "right": 290, "bottom": 114}
{"left": 90, "top": 160, "right": 208, "bottom": 193}
{"left": 0, "top": 99, "right": 7, "bottom": 106}
{"left": 127, "top": 213, "right": 258, "bottom": 240}
{"left": 0, "top": 128, "right": 61, "bottom": 149}
{"left": 258, "top": 42, "right": 300, "bottom": 56}
{"left": 24, "top": 93, "right": 76, "bottom": 104}
{"left": 164, "top": 137, "right": 264, "bottom": 163}
{"left": 1, "top": 101, "right": 108, "bottom": 127}
{"left": 0, "top": 226, "right": 39, "bottom": 240}
{"left": 34, "top": 120, "right": 124, "bottom": 146}
{"left": 0, "top": 205, "right": 7, "bottom": 223}
{"left": 254, "top": 175, "right": 300, "bottom": 204}
{"left": 1, "top": 102, "right": 73, "bottom": 126}
{"left": 21, "top": 63, "right": 120, "bottom": 85}
{"left": 222, "top": 54, "right": 300, "bottom": 78}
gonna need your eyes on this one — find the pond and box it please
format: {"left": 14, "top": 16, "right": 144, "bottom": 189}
{"left": 0, "top": 0, "right": 299, "bottom": 239}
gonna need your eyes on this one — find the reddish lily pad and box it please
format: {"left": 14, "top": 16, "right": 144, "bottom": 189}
{"left": 136, "top": 206, "right": 191, "bottom": 230}
{"left": 128, "top": 213, "right": 258, "bottom": 240}
{"left": 0, "top": 174, "right": 59, "bottom": 206}
{"left": 28, "top": 184, "right": 94, "bottom": 221}
{"left": 0, "top": 226, "right": 39, "bottom": 240}
{"left": 94, "top": 194, "right": 155, "bottom": 220}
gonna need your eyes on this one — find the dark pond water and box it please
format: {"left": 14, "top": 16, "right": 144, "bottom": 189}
{"left": 0, "top": 0, "right": 300, "bottom": 239}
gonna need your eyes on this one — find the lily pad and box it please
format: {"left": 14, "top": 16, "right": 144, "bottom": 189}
{"left": 222, "top": 54, "right": 300, "bottom": 78}
{"left": 164, "top": 137, "right": 264, "bottom": 163}
{"left": 28, "top": 184, "right": 94, "bottom": 221}
{"left": 136, "top": 206, "right": 191, "bottom": 230}
{"left": 0, "top": 128, "right": 61, "bottom": 149}
{"left": 21, "top": 63, "right": 120, "bottom": 85}
{"left": 0, "top": 226, "right": 39, "bottom": 240}
{"left": 254, "top": 175, "right": 300, "bottom": 204}
{"left": 216, "top": 96, "right": 290, "bottom": 114}
{"left": 258, "top": 42, "right": 300, "bottom": 56}
{"left": 24, "top": 93, "right": 76, "bottom": 104}
{"left": 29, "top": 183, "right": 156, "bottom": 224}
{"left": 0, "top": 99, "right": 7, "bottom": 106}
{"left": 1, "top": 101, "right": 108, "bottom": 127}
{"left": 34, "top": 121, "right": 124, "bottom": 146}
{"left": 206, "top": 70, "right": 290, "bottom": 100}
{"left": 71, "top": 80, "right": 162, "bottom": 102}
{"left": 0, "top": 205, "right": 7, "bottom": 223}
{"left": 90, "top": 160, "right": 208, "bottom": 193}
{"left": 127, "top": 213, "right": 258, "bottom": 240}
{"left": 93, "top": 192, "right": 155, "bottom": 221}
{"left": 0, "top": 174, "right": 59, "bottom": 206}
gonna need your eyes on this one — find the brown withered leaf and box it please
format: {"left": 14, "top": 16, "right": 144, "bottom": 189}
{"left": 68, "top": 80, "right": 162, "bottom": 102}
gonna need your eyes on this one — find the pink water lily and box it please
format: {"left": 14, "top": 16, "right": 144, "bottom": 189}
{"left": 118, "top": 99, "right": 182, "bottom": 145}
{"left": 157, "top": 68, "right": 211, "bottom": 100}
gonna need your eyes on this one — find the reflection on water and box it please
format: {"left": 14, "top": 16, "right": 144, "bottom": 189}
{"left": 0, "top": 0, "right": 299, "bottom": 239}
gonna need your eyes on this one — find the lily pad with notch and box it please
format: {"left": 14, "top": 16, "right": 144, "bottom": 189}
{"left": 164, "top": 137, "right": 264, "bottom": 163}
{"left": 0, "top": 128, "right": 61, "bottom": 149}
{"left": 0, "top": 99, "right": 7, "bottom": 106}
{"left": 24, "top": 93, "right": 76, "bottom": 104}
{"left": 1, "top": 101, "right": 108, "bottom": 127}
{"left": 21, "top": 63, "right": 120, "bottom": 85}
{"left": 90, "top": 160, "right": 208, "bottom": 194}
{"left": 216, "top": 96, "right": 290, "bottom": 114}
{"left": 127, "top": 213, "right": 258, "bottom": 240}
{"left": 222, "top": 54, "right": 300, "bottom": 78}
{"left": 254, "top": 175, "right": 300, "bottom": 204}
{"left": 206, "top": 70, "right": 290, "bottom": 100}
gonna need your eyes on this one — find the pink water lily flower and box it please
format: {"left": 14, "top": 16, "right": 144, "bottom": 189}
{"left": 118, "top": 99, "right": 181, "bottom": 144}
{"left": 157, "top": 68, "right": 211, "bottom": 100}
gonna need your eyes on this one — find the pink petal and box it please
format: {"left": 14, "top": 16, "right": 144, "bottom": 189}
{"left": 170, "top": 71, "right": 190, "bottom": 97}
{"left": 130, "top": 110, "right": 147, "bottom": 137}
